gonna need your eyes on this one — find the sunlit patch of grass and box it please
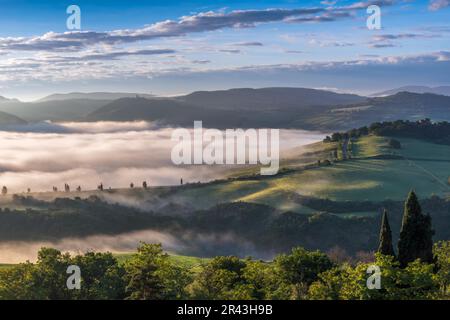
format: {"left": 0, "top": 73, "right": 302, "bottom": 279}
{"left": 175, "top": 180, "right": 270, "bottom": 208}
{"left": 114, "top": 253, "right": 209, "bottom": 272}
{"left": 224, "top": 136, "right": 450, "bottom": 204}
{"left": 353, "top": 135, "right": 388, "bottom": 157}
{"left": 0, "top": 264, "right": 14, "bottom": 270}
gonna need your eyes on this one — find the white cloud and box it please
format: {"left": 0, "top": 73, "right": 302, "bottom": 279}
{"left": 0, "top": 2, "right": 395, "bottom": 53}
{"left": 232, "top": 41, "right": 264, "bottom": 46}
{"left": 0, "top": 122, "right": 323, "bottom": 192}
{"left": 428, "top": 0, "right": 450, "bottom": 11}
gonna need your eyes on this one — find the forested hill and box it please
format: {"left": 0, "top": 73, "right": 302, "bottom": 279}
{"left": 1, "top": 194, "right": 449, "bottom": 257}
{"left": 85, "top": 90, "right": 450, "bottom": 130}
{"left": 324, "top": 119, "right": 450, "bottom": 145}
{"left": 1, "top": 88, "right": 450, "bottom": 131}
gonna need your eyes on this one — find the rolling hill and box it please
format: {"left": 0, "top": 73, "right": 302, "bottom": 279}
{"left": 0, "top": 110, "right": 27, "bottom": 125}
{"left": 5, "top": 128, "right": 449, "bottom": 214}
{"left": 0, "top": 126, "right": 449, "bottom": 256}
{"left": 176, "top": 87, "right": 366, "bottom": 110}
{"left": 373, "top": 86, "right": 450, "bottom": 97}
{"left": 0, "top": 96, "right": 20, "bottom": 104}
{"left": 86, "top": 96, "right": 289, "bottom": 129}
{"left": 86, "top": 87, "right": 367, "bottom": 129}
{"left": 0, "top": 92, "right": 153, "bottom": 122}
{"left": 86, "top": 89, "right": 450, "bottom": 130}
{"left": 38, "top": 92, "right": 154, "bottom": 102}
{"left": 1, "top": 88, "right": 449, "bottom": 129}
{"left": 0, "top": 99, "right": 110, "bottom": 122}
{"left": 312, "top": 92, "right": 450, "bottom": 129}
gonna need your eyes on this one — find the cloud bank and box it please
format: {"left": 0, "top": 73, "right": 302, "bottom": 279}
{"left": 0, "top": 1, "right": 394, "bottom": 53}
{"left": 0, "top": 227, "right": 270, "bottom": 263}
{"left": 0, "top": 122, "right": 324, "bottom": 193}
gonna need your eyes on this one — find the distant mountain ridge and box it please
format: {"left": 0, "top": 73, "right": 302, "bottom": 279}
{"left": 0, "top": 110, "right": 26, "bottom": 125}
{"left": 0, "top": 88, "right": 449, "bottom": 130}
{"left": 86, "top": 88, "right": 450, "bottom": 130}
{"left": 86, "top": 87, "right": 368, "bottom": 129}
{"left": 0, "top": 91, "right": 155, "bottom": 122}
{"left": 177, "top": 87, "right": 365, "bottom": 110}
{"left": 372, "top": 86, "right": 450, "bottom": 97}
{"left": 0, "top": 99, "right": 110, "bottom": 122}
{"left": 0, "top": 95, "right": 20, "bottom": 103}
{"left": 38, "top": 92, "right": 154, "bottom": 102}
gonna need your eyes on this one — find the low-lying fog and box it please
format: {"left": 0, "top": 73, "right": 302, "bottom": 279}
{"left": 0, "top": 121, "right": 325, "bottom": 193}
{"left": 0, "top": 121, "right": 325, "bottom": 262}
{"left": 0, "top": 229, "right": 272, "bottom": 264}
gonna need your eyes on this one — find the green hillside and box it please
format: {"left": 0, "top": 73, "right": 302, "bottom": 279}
{"left": 85, "top": 90, "right": 450, "bottom": 130}
{"left": 0, "top": 131, "right": 448, "bottom": 256}
{"left": 165, "top": 135, "right": 450, "bottom": 213}
{"left": 0, "top": 99, "right": 110, "bottom": 121}
{"left": 7, "top": 134, "right": 449, "bottom": 215}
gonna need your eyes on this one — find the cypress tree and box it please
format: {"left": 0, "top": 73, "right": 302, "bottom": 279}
{"left": 397, "top": 191, "right": 434, "bottom": 267}
{"left": 378, "top": 209, "right": 395, "bottom": 256}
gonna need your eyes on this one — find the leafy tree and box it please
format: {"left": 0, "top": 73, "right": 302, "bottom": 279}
{"left": 71, "top": 252, "right": 126, "bottom": 300}
{"left": 307, "top": 267, "right": 345, "bottom": 300}
{"left": 188, "top": 256, "right": 246, "bottom": 299}
{"left": 0, "top": 248, "right": 128, "bottom": 300}
{"left": 398, "top": 191, "right": 434, "bottom": 267}
{"left": 124, "top": 243, "right": 190, "bottom": 300}
{"left": 0, "top": 263, "right": 41, "bottom": 300}
{"left": 237, "top": 260, "right": 291, "bottom": 300}
{"left": 275, "top": 247, "right": 334, "bottom": 299}
{"left": 433, "top": 241, "right": 450, "bottom": 298}
{"left": 0, "top": 241, "right": 447, "bottom": 301}
{"left": 308, "top": 253, "right": 438, "bottom": 300}
{"left": 399, "top": 260, "right": 437, "bottom": 299}
{"left": 156, "top": 257, "right": 192, "bottom": 300}
{"left": 378, "top": 210, "right": 395, "bottom": 257}
{"left": 31, "top": 248, "right": 73, "bottom": 299}
{"left": 188, "top": 257, "right": 293, "bottom": 300}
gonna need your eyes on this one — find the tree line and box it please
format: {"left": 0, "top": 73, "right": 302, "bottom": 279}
{"left": 0, "top": 192, "right": 448, "bottom": 300}
{"left": 0, "top": 180, "right": 154, "bottom": 195}
{"left": 324, "top": 119, "right": 450, "bottom": 145}
{"left": 0, "top": 243, "right": 447, "bottom": 300}
{"left": 378, "top": 191, "right": 434, "bottom": 267}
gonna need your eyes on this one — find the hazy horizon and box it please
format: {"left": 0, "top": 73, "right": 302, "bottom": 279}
{"left": 0, "top": 0, "right": 449, "bottom": 101}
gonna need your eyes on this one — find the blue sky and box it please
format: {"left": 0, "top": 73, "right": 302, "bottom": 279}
{"left": 0, "top": 0, "right": 449, "bottom": 100}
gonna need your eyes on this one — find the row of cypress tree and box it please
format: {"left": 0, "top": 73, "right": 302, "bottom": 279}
{"left": 378, "top": 191, "right": 434, "bottom": 267}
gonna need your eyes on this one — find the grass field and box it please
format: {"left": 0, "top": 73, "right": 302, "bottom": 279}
{"left": 3, "top": 135, "right": 449, "bottom": 216}
{"left": 114, "top": 253, "right": 210, "bottom": 269}
{"left": 170, "top": 135, "right": 450, "bottom": 212}
{"left": 0, "top": 254, "right": 211, "bottom": 271}
{"left": 114, "top": 253, "right": 210, "bottom": 273}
